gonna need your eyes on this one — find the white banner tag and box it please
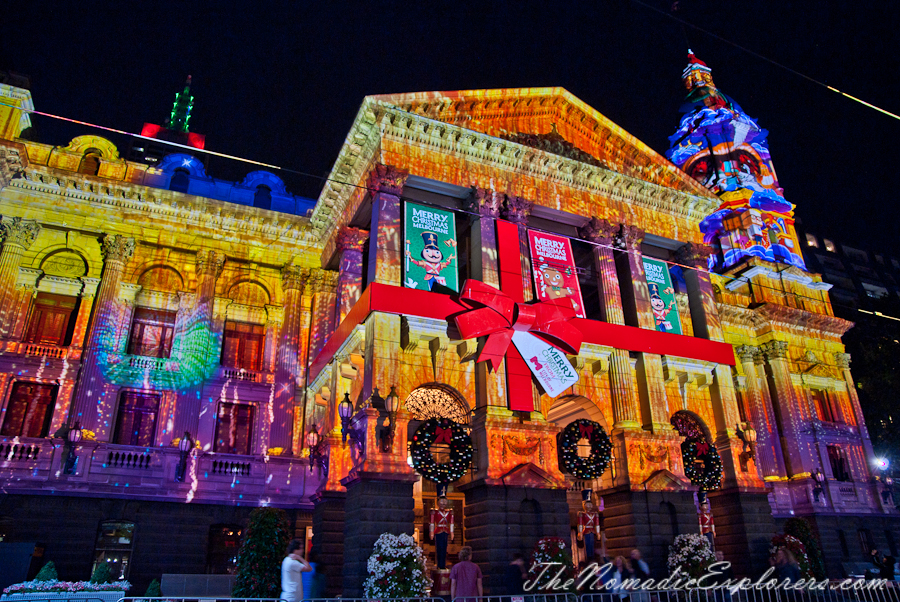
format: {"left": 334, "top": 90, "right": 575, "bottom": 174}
{"left": 511, "top": 330, "right": 579, "bottom": 397}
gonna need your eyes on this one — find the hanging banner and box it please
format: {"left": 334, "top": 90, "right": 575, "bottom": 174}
{"left": 642, "top": 257, "right": 682, "bottom": 335}
{"left": 404, "top": 202, "right": 458, "bottom": 292}
{"left": 528, "top": 230, "right": 586, "bottom": 317}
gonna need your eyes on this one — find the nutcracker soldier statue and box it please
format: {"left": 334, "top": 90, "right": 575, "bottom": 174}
{"left": 577, "top": 490, "right": 603, "bottom": 560}
{"left": 699, "top": 496, "right": 715, "bottom": 549}
{"left": 430, "top": 491, "right": 454, "bottom": 569}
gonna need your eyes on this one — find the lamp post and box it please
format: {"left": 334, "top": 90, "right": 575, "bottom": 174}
{"left": 63, "top": 422, "right": 83, "bottom": 475}
{"left": 381, "top": 386, "right": 399, "bottom": 453}
{"left": 307, "top": 425, "right": 323, "bottom": 474}
{"left": 812, "top": 466, "right": 826, "bottom": 503}
{"left": 338, "top": 392, "right": 364, "bottom": 455}
{"left": 174, "top": 432, "right": 193, "bottom": 482}
{"left": 735, "top": 422, "right": 757, "bottom": 461}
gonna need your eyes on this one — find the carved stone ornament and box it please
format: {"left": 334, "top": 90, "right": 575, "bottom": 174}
{"left": 833, "top": 352, "right": 851, "bottom": 370}
{"left": 281, "top": 264, "right": 309, "bottom": 292}
{"left": 617, "top": 224, "right": 645, "bottom": 250}
{"left": 578, "top": 216, "right": 621, "bottom": 245}
{"left": 675, "top": 242, "right": 715, "bottom": 269}
{"left": 760, "top": 340, "right": 789, "bottom": 360}
{"left": 196, "top": 249, "right": 226, "bottom": 279}
{"left": 336, "top": 227, "right": 369, "bottom": 254}
{"left": 304, "top": 268, "right": 338, "bottom": 295}
{"left": 464, "top": 187, "right": 502, "bottom": 218}
{"left": 502, "top": 123, "right": 607, "bottom": 169}
{"left": 100, "top": 234, "right": 136, "bottom": 264}
{"left": 0, "top": 217, "right": 41, "bottom": 249}
{"left": 501, "top": 195, "right": 534, "bottom": 224}
{"left": 367, "top": 163, "right": 409, "bottom": 196}
{"left": 735, "top": 345, "right": 757, "bottom": 364}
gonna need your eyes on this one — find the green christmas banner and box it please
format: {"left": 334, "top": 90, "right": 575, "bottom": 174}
{"left": 642, "top": 257, "right": 682, "bottom": 335}
{"left": 404, "top": 202, "right": 458, "bottom": 292}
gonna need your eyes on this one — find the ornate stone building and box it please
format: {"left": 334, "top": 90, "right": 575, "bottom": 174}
{"left": 0, "top": 58, "right": 894, "bottom": 593}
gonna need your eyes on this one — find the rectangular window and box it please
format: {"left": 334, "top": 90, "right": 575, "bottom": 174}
{"left": 0, "top": 382, "right": 56, "bottom": 438}
{"left": 828, "top": 445, "right": 852, "bottom": 482}
{"left": 128, "top": 308, "right": 176, "bottom": 358}
{"left": 206, "top": 524, "right": 243, "bottom": 574}
{"left": 93, "top": 521, "right": 134, "bottom": 580}
{"left": 214, "top": 402, "right": 255, "bottom": 455}
{"left": 113, "top": 392, "right": 160, "bottom": 447}
{"left": 811, "top": 389, "right": 833, "bottom": 422}
{"left": 24, "top": 293, "right": 78, "bottom": 346}
{"left": 220, "top": 321, "right": 265, "bottom": 371}
{"left": 859, "top": 528, "right": 875, "bottom": 555}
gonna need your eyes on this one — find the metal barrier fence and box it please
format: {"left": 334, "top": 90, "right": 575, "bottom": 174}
{"left": 122, "top": 598, "right": 290, "bottom": 602}
{"left": 301, "top": 598, "right": 445, "bottom": 602}
{"left": 579, "top": 583, "right": 900, "bottom": 602}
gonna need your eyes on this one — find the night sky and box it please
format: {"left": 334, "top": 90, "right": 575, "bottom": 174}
{"left": 3, "top": 2, "right": 899, "bottom": 251}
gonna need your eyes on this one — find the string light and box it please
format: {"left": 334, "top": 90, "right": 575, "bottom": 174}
{"left": 409, "top": 418, "right": 473, "bottom": 484}
{"left": 558, "top": 419, "right": 612, "bottom": 480}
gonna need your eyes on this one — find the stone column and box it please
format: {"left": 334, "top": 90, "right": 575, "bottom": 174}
{"left": 500, "top": 194, "right": 534, "bottom": 302}
{"left": 675, "top": 242, "right": 723, "bottom": 341}
{"left": 834, "top": 352, "right": 877, "bottom": 468}
{"left": 307, "top": 269, "right": 339, "bottom": 364}
{"left": 760, "top": 340, "right": 817, "bottom": 476}
{"left": 579, "top": 217, "right": 639, "bottom": 429}
{"left": 173, "top": 250, "right": 224, "bottom": 440}
{"left": 366, "top": 164, "right": 408, "bottom": 286}
{"left": 616, "top": 225, "right": 670, "bottom": 432}
{"left": 71, "top": 234, "right": 135, "bottom": 433}
{"left": 69, "top": 278, "right": 101, "bottom": 353}
{"left": 753, "top": 348, "right": 788, "bottom": 475}
{"left": 736, "top": 345, "right": 782, "bottom": 479}
{"left": 334, "top": 227, "right": 369, "bottom": 325}
{"left": 270, "top": 265, "right": 308, "bottom": 453}
{"left": 0, "top": 217, "right": 41, "bottom": 337}
{"left": 464, "top": 188, "right": 502, "bottom": 289}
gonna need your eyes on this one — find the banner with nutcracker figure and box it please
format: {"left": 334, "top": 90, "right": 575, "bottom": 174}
{"left": 404, "top": 202, "right": 458, "bottom": 292}
{"left": 642, "top": 256, "right": 683, "bottom": 335}
{"left": 528, "top": 230, "right": 586, "bottom": 317}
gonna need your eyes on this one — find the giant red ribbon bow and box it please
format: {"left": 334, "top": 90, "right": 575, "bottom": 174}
{"left": 454, "top": 279, "right": 583, "bottom": 370}
{"left": 434, "top": 426, "right": 453, "bottom": 445}
{"left": 579, "top": 423, "right": 594, "bottom": 439}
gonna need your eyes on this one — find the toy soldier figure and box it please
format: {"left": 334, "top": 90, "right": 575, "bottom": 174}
{"left": 699, "top": 498, "right": 715, "bottom": 548}
{"left": 577, "top": 490, "right": 602, "bottom": 560}
{"left": 430, "top": 493, "right": 454, "bottom": 569}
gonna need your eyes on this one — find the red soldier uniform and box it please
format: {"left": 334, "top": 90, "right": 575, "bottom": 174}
{"left": 430, "top": 497, "right": 454, "bottom": 569}
{"left": 577, "top": 494, "right": 602, "bottom": 560}
{"left": 699, "top": 500, "right": 715, "bottom": 548}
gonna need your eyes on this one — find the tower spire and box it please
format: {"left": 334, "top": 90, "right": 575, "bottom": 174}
{"left": 166, "top": 75, "right": 194, "bottom": 133}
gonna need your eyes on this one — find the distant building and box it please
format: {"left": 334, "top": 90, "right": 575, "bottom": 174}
{"left": 127, "top": 77, "right": 206, "bottom": 167}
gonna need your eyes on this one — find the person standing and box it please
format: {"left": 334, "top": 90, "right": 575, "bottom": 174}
{"left": 504, "top": 553, "right": 527, "bottom": 594}
{"left": 450, "top": 546, "right": 483, "bottom": 602}
{"left": 872, "top": 550, "right": 896, "bottom": 581}
{"left": 281, "top": 539, "right": 312, "bottom": 602}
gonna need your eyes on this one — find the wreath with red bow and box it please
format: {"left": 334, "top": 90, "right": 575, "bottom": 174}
{"left": 680, "top": 438, "right": 723, "bottom": 493}
{"left": 558, "top": 419, "right": 612, "bottom": 480}
{"left": 410, "top": 418, "right": 474, "bottom": 484}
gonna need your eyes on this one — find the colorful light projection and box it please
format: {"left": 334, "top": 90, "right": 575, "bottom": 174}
{"left": 666, "top": 52, "right": 805, "bottom": 271}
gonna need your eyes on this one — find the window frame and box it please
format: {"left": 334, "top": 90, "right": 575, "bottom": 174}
{"left": 214, "top": 401, "right": 256, "bottom": 455}
{"left": 24, "top": 292, "right": 79, "bottom": 346}
{"left": 220, "top": 320, "right": 266, "bottom": 372}
{"left": 0, "top": 381, "right": 57, "bottom": 438}
{"left": 128, "top": 307, "right": 177, "bottom": 358}
{"left": 206, "top": 523, "right": 244, "bottom": 574}
{"left": 92, "top": 520, "right": 135, "bottom": 581}
{"left": 113, "top": 391, "right": 161, "bottom": 447}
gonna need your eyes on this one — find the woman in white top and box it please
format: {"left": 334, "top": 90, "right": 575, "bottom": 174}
{"left": 281, "top": 539, "right": 312, "bottom": 602}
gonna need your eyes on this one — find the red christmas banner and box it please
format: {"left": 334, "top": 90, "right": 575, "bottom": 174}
{"left": 528, "top": 230, "right": 586, "bottom": 317}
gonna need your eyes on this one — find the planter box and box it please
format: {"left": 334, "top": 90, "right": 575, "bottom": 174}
{"left": 1, "top": 592, "right": 125, "bottom": 602}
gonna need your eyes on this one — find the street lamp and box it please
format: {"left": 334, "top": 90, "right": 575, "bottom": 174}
{"left": 307, "top": 425, "right": 324, "bottom": 474}
{"left": 175, "top": 432, "right": 193, "bottom": 482}
{"left": 381, "top": 386, "right": 399, "bottom": 453}
{"left": 735, "top": 422, "right": 758, "bottom": 461}
{"left": 812, "top": 466, "right": 826, "bottom": 503}
{"left": 64, "top": 422, "right": 83, "bottom": 475}
{"left": 338, "top": 392, "right": 364, "bottom": 455}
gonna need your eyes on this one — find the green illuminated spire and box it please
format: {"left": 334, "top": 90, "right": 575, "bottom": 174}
{"left": 166, "top": 75, "right": 194, "bottom": 133}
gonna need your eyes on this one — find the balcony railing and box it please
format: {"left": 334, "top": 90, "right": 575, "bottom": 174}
{"left": 19, "top": 342, "right": 68, "bottom": 359}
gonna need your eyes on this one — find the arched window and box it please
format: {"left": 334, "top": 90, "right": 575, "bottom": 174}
{"left": 405, "top": 384, "right": 470, "bottom": 424}
{"left": 78, "top": 150, "right": 101, "bottom": 176}
{"left": 170, "top": 168, "right": 190, "bottom": 193}
{"left": 253, "top": 185, "right": 272, "bottom": 210}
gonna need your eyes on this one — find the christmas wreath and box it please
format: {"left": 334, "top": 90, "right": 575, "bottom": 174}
{"left": 680, "top": 437, "right": 723, "bottom": 493}
{"left": 409, "top": 418, "right": 473, "bottom": 484}
{"left": 558, "top": 419, "right": 612, "bottom": 480}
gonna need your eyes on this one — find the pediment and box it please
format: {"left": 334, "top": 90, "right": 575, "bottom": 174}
{"left": 501, "top": 462, "right": 564, "bottom": 488}
{"left": 642, "top": 469, "right": 692, "bottom": 492}
{"left": 370, "top": 88, "right": 716, "bottom": 197}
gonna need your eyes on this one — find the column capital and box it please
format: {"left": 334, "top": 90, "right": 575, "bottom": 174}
{"left": 0, "top": 217, "right": 41, "bottom": 250}
{"left": 675, "top": 242, "right": 715, "bottom": 269}
{"left": 336, "top": 227, "right": 369, "bottom": 254}
{"left": 578, "top": 216, "right": 621, "bottom": 245}
{"left": 196, "top": 249, "right": 226, "bottom": 279}
{"left": 735, "top": 344, "right": 758, "bottom": 364}
{"left": 834, "top": 352, "right": 851, "bottom": 369}
{"left": 464, "top": 187, "right": 502, "bottom": 218}
{"left": 616, "top": 224, "right": 645, "bottom": 251}
{"left": 281, "top": 265, "right": 309, "bottom": 293}
{"left": 500, "top": 195, "right": 533, "bottom": 224}
{"left": 367, "top": 163, "right": 408, "bottom": 196}
{"left": 305, "top": 268, "right": 339, "bottom": 295}
{"left": 100, "top": 234, "right": 136, "bottom": 264}
{"left": 760, "top": 340, "right": 789, "bottom": 360}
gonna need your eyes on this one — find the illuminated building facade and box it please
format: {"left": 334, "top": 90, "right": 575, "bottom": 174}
{"left": 0, "top": 56, "right": 896, "bottom": 593}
